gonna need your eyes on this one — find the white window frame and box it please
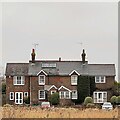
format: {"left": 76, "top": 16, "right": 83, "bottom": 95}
{"left": 71, "top": 75, "right": 78, "bottom": 85}
{"left": 71, "top": 90, "right": 78, "bottom": 99}
{"left": 95, "top": 76, "right": 106, "bottom": 83}
{"left": 59, "top": 91, "right": 71, "bottom": 99}
{"left": 13, "top": 76, "right": 25, "bottom": 85}
{"left": 15, "top": 92, "right": 23, "bottom": 104}
{"left": 39, "top": 90, "right": 45, "bottom": 99}
{"left": 51, "top": 90, "right": 56, "bottom": 95}
{"left": 38, "top": 75, "right": 45, "bottom": 85}
{"left": 9, "top": 92, "right": 14, "bottom": 100}
{"left": 24, "top": 92, "right": 28, "bottom": 97}
{"left": 93, "top": 91, "right": 107, "bottom": 103}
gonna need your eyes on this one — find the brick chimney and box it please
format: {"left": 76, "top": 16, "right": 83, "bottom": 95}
{"left": 31, "top": 49, "right": 36, "bottom": 63}
{"left": 81, "top": 49, "right": 86, "bottom": 64}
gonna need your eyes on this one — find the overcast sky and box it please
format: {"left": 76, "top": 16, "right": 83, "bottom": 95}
{"left": 1, "top": 2, "right": 118, "bottom": 79}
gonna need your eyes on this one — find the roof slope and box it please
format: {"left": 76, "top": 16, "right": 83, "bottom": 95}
{"left": 5, "top": 63, "right": 28, "bottom": 76}
{"left": 5, "top": 61, "right": 115, "bottom": 76}
{"left": 88, "top": 64, "right": 115, "bottom": 76}
{"left": 28, "top": 61, "right": 115, "bottom": 76}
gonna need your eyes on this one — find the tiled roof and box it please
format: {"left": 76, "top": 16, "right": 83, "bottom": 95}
{"left": 5, "top": 63, "right": 28, "bottom": 76}
{"left": 5, "top": 61, "right": 116, "bottom": 76}
{"left": 28, "top": 61, "right": 115, "bottom": 76}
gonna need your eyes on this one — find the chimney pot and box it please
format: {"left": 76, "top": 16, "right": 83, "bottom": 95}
{"left": 81, "top": 49, "right": 86, "bottom": 64}
{"left": 31, "top": 48, "right": 36, "bottom": 63}
{"left": 59, "top": 57, "right": 61, "bottom": 61}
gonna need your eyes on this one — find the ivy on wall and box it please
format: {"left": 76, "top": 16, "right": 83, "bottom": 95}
{"left": 72, "top": 75, "right": 95, "bottom": 104}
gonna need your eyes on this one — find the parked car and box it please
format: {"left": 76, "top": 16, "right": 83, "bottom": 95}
{"left": 41, "top": 102, "right": 50, "bottom": 108}
{"left": 102, "top": 102, "right": 113, "bottom": 110}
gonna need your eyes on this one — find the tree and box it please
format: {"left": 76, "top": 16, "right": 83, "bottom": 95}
{"left": 2, "top": 83, "right": 6, "bottom": 94}
{"left": 49, "top": 92, "right": 59, "bottom": 105}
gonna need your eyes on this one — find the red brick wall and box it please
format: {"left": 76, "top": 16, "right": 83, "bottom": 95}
{"left": 30, "top": 75, "right": 77, "bottom": 105}
{"left": 6, "top": 76, "right": 30, "bottom": 105}
{"left": 96, "top": 76, "right": 115, "bottom": 90}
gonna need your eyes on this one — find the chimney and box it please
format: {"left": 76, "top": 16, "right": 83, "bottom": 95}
{"left": 31, "top": 49, "right": 36, "bottom": 63}
{"left": 59, "top": 57, "right": 61, "bottom": 61}
{"left": 81, "top": 49, "right": 86, "bottom": 64}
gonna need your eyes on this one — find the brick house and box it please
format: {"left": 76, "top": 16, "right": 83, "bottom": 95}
{"left": 5, "top": 49, "right": 116, "bottom": 105}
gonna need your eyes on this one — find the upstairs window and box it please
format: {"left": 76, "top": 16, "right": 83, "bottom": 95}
{"left": 13, "top": 76, "right": 25, "bottom": 85}
{"left": 71, "top": 75, "right": 78, "bottom": 85}
{"left": 39, "top": 75, "right": 45, "bottom": 85}
{"left": 95, "top": 76, "right": 106, "bottom": 83}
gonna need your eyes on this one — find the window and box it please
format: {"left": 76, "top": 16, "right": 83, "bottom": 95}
{"left": 95, "top": 76, "right": 105, "bottom": 83}
{"left": 93, "top": 92, "right": 107, "bottom": 103}
{"left": 24, "top": 92, "right": 28, "bottom": 97}
{"left": 39, "top": 75, "right": 45, "bottom": 85}
{"left": 42, "top": 63, "right": 56, "bottom": 68}
{"left": 9, "top": 92, "right": 14, "bottom": 100}
{"left": 59, "top": 91, "right": 70, "bottom": 99}
{"left": 13, "top": 76, "right": 25, "bottom": 85}
{"left": 39, "top": 90, "right": 45, "bottom": 99}
{"left": 72, "top": 90, "right": 77, "bottom": 99}
{"left": 71, "top": 75, "right": 78, "bottom": 85}
{"left": 51, "top": 90, "right": 56, "bottom": 95}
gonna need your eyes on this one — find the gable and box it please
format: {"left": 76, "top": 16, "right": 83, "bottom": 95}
{"left": 37, "top": 70, "right": 47, "bottom": 76}
{"left": 58, "top": 86, "right": 71, "bottom": 92}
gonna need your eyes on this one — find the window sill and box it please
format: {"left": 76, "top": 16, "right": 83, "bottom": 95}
{"left": 39, "top": 98, "right": 45, "bottom": 100}
{"left": 14, "top": 84, "right": 24, "bottom": 85}
{"left": 39, "top": 84, "right": 45, "bottom": 85}
{"left": 71, "top": 84, "right": 77, "bottom": 85}
{"left": 72, "top": 98, "right": 77, "bottom": 99}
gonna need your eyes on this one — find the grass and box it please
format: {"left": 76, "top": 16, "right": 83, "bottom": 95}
{"left": 2, "top": 106, "right": 119, "bottom": 118}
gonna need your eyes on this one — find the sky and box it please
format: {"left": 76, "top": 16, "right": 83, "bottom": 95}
{"left": 1, "top": 2, "right": 118, "bottom": 80}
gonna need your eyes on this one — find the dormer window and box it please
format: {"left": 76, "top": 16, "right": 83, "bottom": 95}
{"left": 95, "top": 76, "right": 106, "bottom": 83}
{"left": 39, "top": 75, "right": 45, "bottom": 85}
{"left": 71, "top": 75, "right": 78, "bottom": 85}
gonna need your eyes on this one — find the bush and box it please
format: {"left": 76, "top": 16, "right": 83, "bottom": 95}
{"left": 86, "top": 103, "right": 95, "bottom": 108}
{"left": 24, "top": 97, "right": 30, "bottom": 104}
{"left": 3, "top": 104, "right": 13, "bottom": 107}
{"left": 49, "top": 92, "right": 59, "bottom": 105}
{"left": 116, "top": 96, "right": 120, "bottom": 105}
{"left": 84, "top": 97, "right": 93, "bottom": 106}
{"left": 110, "top": 96, "right": 117, "bottom": 105}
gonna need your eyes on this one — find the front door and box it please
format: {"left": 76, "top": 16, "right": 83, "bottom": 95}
{"left": 15, "top": 92, "right": 23, "bottom": 104}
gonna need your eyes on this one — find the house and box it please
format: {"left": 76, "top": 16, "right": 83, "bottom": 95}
{"left": 5, "top": 49, "right": 116, "bottom": 105}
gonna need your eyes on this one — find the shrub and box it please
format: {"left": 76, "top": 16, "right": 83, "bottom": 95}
{"left": 84, "top": 97, "right": 93, "bottom": 106}
{"left": 3, "top": 104, "right": 13, "bottom": 107}
{"left": 110, "top": 96, "right": 117, "bottom": 105}
{"left": 86, "top": 103, "right": 95, "bottom": 108}
{"left": 116, "top": 96, "right": 120, "bottom": 105}
{"left": 49, "top": 92, "right": 59, "bottom": 105}
{"left": 24, "top": 97, "right": 30, "bottom": 104}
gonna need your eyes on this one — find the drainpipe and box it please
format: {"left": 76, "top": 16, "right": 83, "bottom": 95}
{"left": 30, "top": 76, "right": 31, "bottom": 105}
